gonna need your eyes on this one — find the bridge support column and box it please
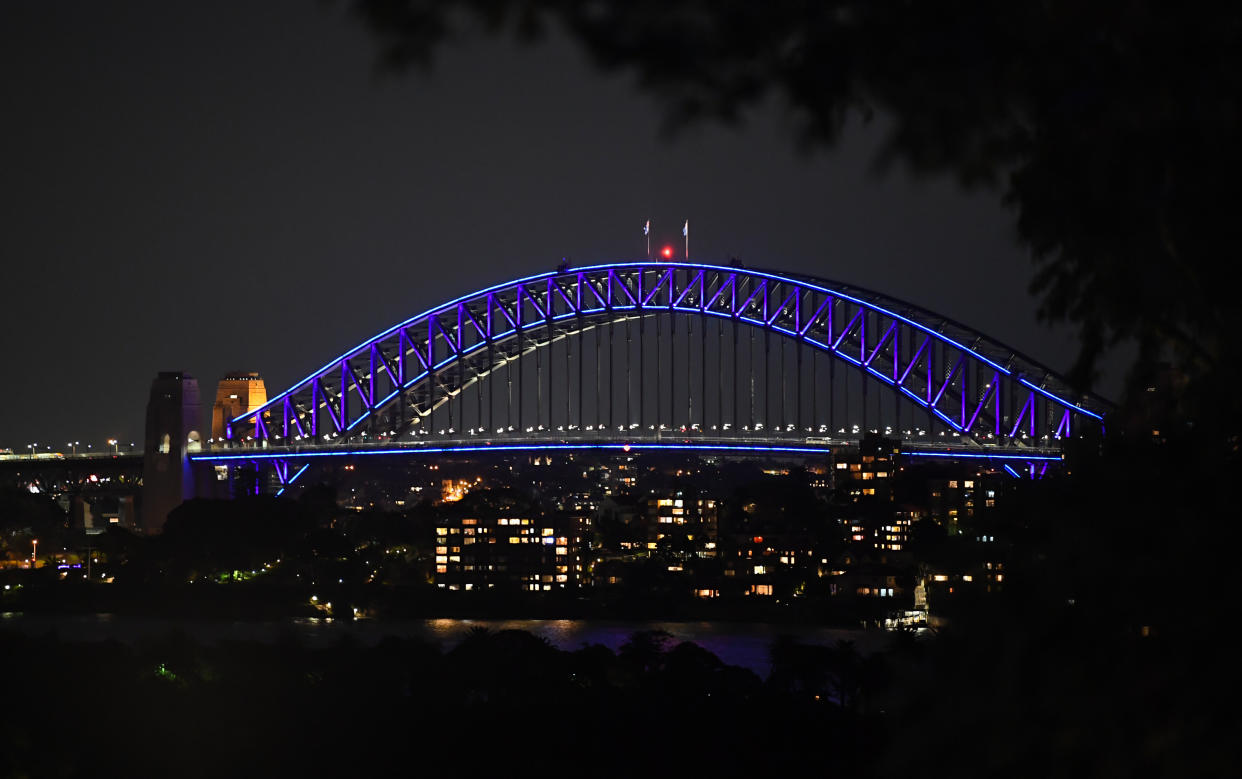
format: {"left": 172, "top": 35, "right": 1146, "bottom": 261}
{"left": 140, "top": 371, "right": 206, "bottom": 534}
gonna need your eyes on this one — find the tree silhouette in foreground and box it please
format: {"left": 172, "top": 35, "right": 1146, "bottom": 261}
{"left": 350, "top": 0, "right": 1242, "bottom": 426}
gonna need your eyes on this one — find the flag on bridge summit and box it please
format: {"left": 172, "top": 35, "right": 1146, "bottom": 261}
{"left": 683, "top": 220, "right": 689, "bottom": 237}
{"left": 644, "top": 220, "right": 649, "bottom": 235}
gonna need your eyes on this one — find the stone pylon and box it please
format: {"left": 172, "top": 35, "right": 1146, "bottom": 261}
{"left": 140, "top": 371, "right": 203, "bottom": 534}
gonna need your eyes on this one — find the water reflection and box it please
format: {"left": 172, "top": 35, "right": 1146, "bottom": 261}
{"left": 0, "top": 614, "right": 879, "bottom": 674}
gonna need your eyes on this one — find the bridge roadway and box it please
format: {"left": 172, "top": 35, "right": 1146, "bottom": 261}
{"left": 0, "top": 453, "right": 144, "bottom": 500}
{"left": 0, "top": 452, "right": 143, "bottom": 471}
{"left": 190, "top": 432, "right": 1065, "bottom": 465}
{"left": 0, "top": 434, "right": 1064, "bottom": 494}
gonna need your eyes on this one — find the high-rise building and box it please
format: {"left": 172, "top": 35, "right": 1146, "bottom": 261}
{"left": 644, "top": 492, "right": 718, "bottom": 557}
{"left": 434, "top": 511, "right": 585, "bottom": 591}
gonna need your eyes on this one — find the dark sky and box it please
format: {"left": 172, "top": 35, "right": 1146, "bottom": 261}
{"left": 0, "top": 1, "right": 1117, "bottom": 453}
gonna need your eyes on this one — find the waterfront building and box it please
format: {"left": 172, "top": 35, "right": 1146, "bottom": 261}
{"left": 434, "top": 508, "right": 586, "bottom": 591}
{"left": 644, "top": 491, "right": 718, "bottom": 558}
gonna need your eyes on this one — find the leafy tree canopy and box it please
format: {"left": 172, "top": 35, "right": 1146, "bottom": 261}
{"left": 351, "top": 0, "right": 1242, "bottom": 427}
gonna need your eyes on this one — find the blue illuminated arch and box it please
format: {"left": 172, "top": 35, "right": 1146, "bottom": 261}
{"left": 226, "top": 261, "right": 1108, "bottom": 453}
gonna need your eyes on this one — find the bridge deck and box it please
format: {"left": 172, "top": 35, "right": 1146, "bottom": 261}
{"left": 192, "top": 434, "right": 1064, "bottom": 463}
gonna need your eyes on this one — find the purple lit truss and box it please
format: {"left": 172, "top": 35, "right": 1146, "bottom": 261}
{"left": 215, "top": 262, "right": 1109, "bottom": 491}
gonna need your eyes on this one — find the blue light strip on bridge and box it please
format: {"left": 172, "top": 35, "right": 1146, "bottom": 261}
{"left": 193, "top": 442, "right": 833, "bottom": 463}
{"left": 192, "top": 441, "right": 1063, "bottom": 464}
{"left": 274, "top": 463, "right": 312, "bottom": 496}
{"left": 902, "top": 451, "right": 1062, "bottom": 462}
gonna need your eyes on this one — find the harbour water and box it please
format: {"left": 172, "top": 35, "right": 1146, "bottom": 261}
{"left": 0, "top": 612, "right": 882, "bottom": 675}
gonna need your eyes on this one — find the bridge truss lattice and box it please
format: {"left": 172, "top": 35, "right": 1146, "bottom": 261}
{"left": 210, "top": 262, "right": 1108, "bottom": 491}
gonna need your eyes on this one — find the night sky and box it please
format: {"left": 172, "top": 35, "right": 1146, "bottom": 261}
{"left": 0, "top": 1, "right": 1115, "bottom": 453}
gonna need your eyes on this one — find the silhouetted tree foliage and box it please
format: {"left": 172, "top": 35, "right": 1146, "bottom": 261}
{"left": 352, "top": 0, "right": 1242, "bottom": 426}
{"left": 905, "top": 516, "right": 947, "bottom": 561}
{"left": 0, "top": 486, "right": 68, "bottom": 549}
{"left": 0, "top": 627, "right": 883, "bottom": 777}
{"left": 721, "top": 470, "right": 829, "bottom": 538}
{"left": 159, "top": 496, "right": 316, "bottom": 578}
{"left": 862, "top": 431, "right": 1241, "bottom": 777}
{"left": 618, "top": 628, "right": 673, "bottom": 672}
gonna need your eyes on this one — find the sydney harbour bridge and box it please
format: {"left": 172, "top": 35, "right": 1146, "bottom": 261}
{"left": 195, "top": 261, "right": 1109, "bottom": 495}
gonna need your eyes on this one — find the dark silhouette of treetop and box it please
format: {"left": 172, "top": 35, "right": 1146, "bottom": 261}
{"left": 351, "top": 0, "right": 1242, "bottom": 426}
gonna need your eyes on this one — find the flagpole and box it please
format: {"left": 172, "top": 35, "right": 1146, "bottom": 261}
{"left": 683, "top": 219, "right": 689, "bottom": 259}
{"left": 645, "top": 220, "right": 651, "bottom": 259}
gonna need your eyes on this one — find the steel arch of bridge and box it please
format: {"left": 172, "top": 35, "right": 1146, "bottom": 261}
{"left": 219, "top": 262, "right": 1108, "bottom": 488}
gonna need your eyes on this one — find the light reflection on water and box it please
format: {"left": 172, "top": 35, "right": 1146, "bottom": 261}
{"left": 0, "top": 613, "right": 880, "bottom": 675}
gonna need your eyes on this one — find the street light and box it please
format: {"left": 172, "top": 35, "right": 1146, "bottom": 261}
{"left": 107, "top": 438, "right": 118, "bottom": 455}
{"left": 30, "top": 538, "right": 37, "bottom": 569}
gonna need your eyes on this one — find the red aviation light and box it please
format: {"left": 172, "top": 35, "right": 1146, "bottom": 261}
{"left": 660, "top": 245, "right": 674, "bottom": 259}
